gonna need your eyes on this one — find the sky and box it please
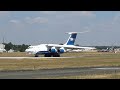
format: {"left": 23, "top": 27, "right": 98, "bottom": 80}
{"left": 0, "top": 11, "right": 120, "bottom": 46}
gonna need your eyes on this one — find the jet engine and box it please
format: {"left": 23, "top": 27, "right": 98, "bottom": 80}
{"left": 50, "top": 47, "right": 57, "bottom": 53}
{"left": 58, "top": 47, "right": 66, "bottom": 53}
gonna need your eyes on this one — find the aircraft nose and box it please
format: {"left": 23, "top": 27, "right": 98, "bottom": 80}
{"left": 25, "top": 49, "right": 35, "bottom": 54}
{"left": 25, "top": 49, "right": 30, "bottom": 53}
{"left": 25, "top": 49, "right": 28, "bottom": 52}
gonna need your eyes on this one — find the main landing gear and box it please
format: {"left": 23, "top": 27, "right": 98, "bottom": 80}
{"left": 35, "top": 54, "right": 39, "bottom": 57}
{"left": 44, "top": 53, "right": 60, "bottom": 57}
{"left": 35, "top": 53, "right": 60, "bottom": 57}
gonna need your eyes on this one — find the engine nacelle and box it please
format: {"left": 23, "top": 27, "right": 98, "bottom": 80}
{"left": 58, "top": 47, "right": 66, "bottom": 53}
{"left": 50, "top": 47, "right": 57, "bottom": 53}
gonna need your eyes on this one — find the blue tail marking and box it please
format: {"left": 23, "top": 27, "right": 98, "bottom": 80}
{"left": 66, "top": 33, "right": 77, "bottom": 45}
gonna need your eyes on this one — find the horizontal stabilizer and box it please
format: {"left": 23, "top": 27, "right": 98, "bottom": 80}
{"left": 66, "top": 31, "right": 90, "bottom": 34}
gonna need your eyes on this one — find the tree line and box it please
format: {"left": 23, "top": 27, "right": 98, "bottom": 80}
{"left": 3, "top": 42, "right": 30, "bottom": 52}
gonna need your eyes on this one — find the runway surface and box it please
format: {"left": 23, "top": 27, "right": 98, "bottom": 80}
{"left": 0, "top": 56, "right": 76, "bottom": 59}
{"left": 0, "top": 66, "right": 120, "bottom": 79}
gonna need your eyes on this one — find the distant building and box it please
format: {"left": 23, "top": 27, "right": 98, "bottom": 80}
{"left": 8, "top": 49, "right": 14, "bottom": 53}
{"left": 0, "top": 43, "right": 6, "bottom": 52}
{"left": 0, "top": 44, "right": 5, "bottom": 49}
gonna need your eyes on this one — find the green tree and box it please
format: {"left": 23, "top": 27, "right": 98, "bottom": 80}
{"left": 5, "top": 42, "right": 13, "bottom": 52}
{"left": 59, "top": 43, "right": 63, "bottom": 45}
{"left": 4, "top": 42, "right": 29, "bottom": 52}
{"left": 75, "top": 44, "right": 80, "bottom": 46}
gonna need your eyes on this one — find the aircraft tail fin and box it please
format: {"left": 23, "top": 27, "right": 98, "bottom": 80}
{"left": 64, "top": 32, "right": 78, "bottom": 45}
{"left": 64, "top": 31, "right": 90, "bottom": 45}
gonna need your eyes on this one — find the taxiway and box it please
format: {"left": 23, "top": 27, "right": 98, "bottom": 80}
{"left": 0, "top": 56, "right": 76, "bottom": 59}
{"left": 0, "top": 66, "right": 120, "bottom": 79}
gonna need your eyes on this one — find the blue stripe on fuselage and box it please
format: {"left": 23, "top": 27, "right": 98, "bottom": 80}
{"left": 36, "top": 51, "right": 49, "bottom": 54}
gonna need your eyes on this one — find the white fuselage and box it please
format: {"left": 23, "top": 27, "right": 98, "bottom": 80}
{"left": 25, "top": 32, "right": 96, "bottom": 57}
{"left": 25, "top": 44, "right": 96, "bottom": 55}
{"left": 25, "top": 44, "right": 48, "bottom": 54}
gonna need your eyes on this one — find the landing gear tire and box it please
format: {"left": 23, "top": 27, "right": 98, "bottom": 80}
{"left": 57, "top": 54, "right": 60, "bottom": 57}
{"left": 35, "top": 54, "right": 39, "bottom": 57}
{"left": 44, "top": 53, "right": 51, "bottom": 57}
{"left": 53, "top": 53, "right": 60, "bottom": 57}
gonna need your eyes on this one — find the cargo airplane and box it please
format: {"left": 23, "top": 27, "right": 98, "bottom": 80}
{"left": 25, "top": 32, "right": 96, "bottom": 57}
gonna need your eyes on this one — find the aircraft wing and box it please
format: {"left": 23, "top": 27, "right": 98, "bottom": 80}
{"left": 47, "top": 44, "right": 96, "bottom": 50}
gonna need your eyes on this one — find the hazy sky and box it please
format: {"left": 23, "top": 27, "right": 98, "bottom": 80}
{"left": 0, "top": 11, "right": 120, "bottom": 46}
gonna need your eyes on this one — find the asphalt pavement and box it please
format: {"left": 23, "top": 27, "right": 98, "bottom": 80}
{"left": 0, "top": 66, "right": 120, "bottom": 79}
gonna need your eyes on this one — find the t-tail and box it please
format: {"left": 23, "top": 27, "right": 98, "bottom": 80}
{"left": 64, "top": 32, "right": 78, "bottom": 45}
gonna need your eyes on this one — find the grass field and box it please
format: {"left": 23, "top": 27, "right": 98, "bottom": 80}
{"left": 0, "top": 52, "right": 120, "bottom": 70}
{"left": 0, "top": 52, "right": 120, "bottom": 79}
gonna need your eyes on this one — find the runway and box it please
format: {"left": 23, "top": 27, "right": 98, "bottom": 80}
{"left": 0, "top": 56, "right": 76, "bottom": 59}
{"left": 0, "top": 66, "right": 120, "bottom": 79}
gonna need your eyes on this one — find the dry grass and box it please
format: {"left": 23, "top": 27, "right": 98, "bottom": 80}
{"left": 0, "top": 52, "right": 33, "bottom": 57}
{"left": 0, "top": 52, "right": 120, "bottom": 71}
